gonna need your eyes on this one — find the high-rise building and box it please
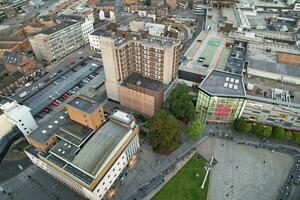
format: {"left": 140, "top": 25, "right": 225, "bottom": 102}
{"left": 99, "top": 31, "right": 181, "bottom": 116}
{"left": 24, "top": 97, "right": 139, "bottom": 200}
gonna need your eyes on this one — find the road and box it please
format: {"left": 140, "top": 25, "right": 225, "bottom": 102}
{"left": 13, "top": 45, "right": 92, "bottom": 103}
{"left": 22, "top": 60, "right": 102, "bottom": 116}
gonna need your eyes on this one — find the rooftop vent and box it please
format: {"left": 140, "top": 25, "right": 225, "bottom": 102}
{"left": 224, "top": 82, "right": 229, "bottom": 87}
{"left": 226, "top": 77, "right": 230, "bottom": 81}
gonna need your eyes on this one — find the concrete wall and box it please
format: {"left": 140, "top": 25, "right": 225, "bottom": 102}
{"left": 100, "top": 37, "right": 121, "bottom": 101}
{"left": 0, "top": 113, "right": 14, "bottom": 139}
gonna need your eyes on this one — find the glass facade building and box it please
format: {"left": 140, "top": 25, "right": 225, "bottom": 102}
{"left": 196, "top": 90, "right": 245, "bottom": 124}
{"left": 195, "top": 70, "right": 246, "bottom": 125}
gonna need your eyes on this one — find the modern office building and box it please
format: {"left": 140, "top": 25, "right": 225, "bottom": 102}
{"left": 29, "top": 22, "right": 85, "bottom": 62}
{"left": 100, "top": 30, "right": 181, "bottom": 116}
{"left": 24, "top": 96, "right": 140, "bottom": 200}
{"left": 196, "top": 70, "right": 246, "bottom": 125}
{"left": 0, "top": 96, "right": 38, "bottom": 139}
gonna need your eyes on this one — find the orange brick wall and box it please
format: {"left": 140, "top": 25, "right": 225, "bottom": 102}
{"left": 278, "top": 52, "right": 300, "bottom": 67}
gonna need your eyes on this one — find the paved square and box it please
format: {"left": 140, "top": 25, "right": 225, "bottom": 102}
{"left": 208, "top": 138, "right": 294, "bottom": 200}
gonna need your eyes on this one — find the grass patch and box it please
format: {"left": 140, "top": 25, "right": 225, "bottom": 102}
{"left": 152, "top": 156, "right": 208, "bottom": 200}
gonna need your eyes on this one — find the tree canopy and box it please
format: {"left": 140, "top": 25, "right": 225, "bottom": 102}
{"left": 233, "top": 118, "right": 251, "bottom": 133}
{"left": 252, "top": 123, "right": 265, "bottom": 136}
{"left": 273, "top": 127, "right": 286, "bottom": 139}
{"left": 169, "top": 83, "right": 195, "bottom": 121}
{"left": 148, "top": 110, "right": 182, "bottom": 154}
{"left": 295, "top": 132, "right": 300, "bottom": 145}
{"left": 186, "top": 120, "right": 204, "bottom": 138}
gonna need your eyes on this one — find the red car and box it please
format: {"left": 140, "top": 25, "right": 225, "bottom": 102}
{"left": 52, "top": 101, "right": 59, "bottom": 107}
{"left": 63, "top": 93, "right": 70, "bottom": 98}
{"left": 43, "top": 108, "right": 49, "bottom": 113}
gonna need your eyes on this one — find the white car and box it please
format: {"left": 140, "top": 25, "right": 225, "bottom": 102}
{"left": 50, "top": 73, "right": 57, "bottom": 78}
{"left": 19, "top": 91, "right": 29, "bottom": 98}
{"left": 25, "top": 81, "right": 33, "bottom": 87}
{"left": 38, "top": 82, "right": 44, "bottom": 87}
{"left": 31, "top": 86, "right": 38, "bottom": 91}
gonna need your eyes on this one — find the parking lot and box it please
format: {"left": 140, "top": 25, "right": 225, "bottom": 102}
{"left": 22, "top": 60, "right": 102, "bottom": 116}
{"left": 208, "top": 138, "right": 294, "bottom": 200}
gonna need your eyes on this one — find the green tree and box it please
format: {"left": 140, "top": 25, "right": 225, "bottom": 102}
{"left": 186, "top": 120, "right": 203, "bottom": 138}
{"left": 294, "top": 132, "right": 300, "bottom": 145}
{"left": 262, "top": 126, "right": 273, "bottom": 137}
{"left": 273, "top": 127, "right": 286, "bottom": 139}
{"left": 169, "top": 83, "right": 195, "bottom": 121}
{"left": 148, "top": 110, "right": 182, "bottom": 154}
{"left": 286, "top": 130, "right": 293, "bottom": 140}
{"left": 233, "top": 118, "right": 251, "bottom": 133}
{"left": 252, "top": 123, "right": 265, "bottom": 136}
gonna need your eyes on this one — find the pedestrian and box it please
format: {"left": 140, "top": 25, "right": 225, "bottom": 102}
{"left": 263, "top": 161, "right": 266, "bottom": 164}
{"left": 236, "top": 166, "right": 238, "bottom": 169}
{"left": 231, "top": 185, "right": 233, "bottom": 188}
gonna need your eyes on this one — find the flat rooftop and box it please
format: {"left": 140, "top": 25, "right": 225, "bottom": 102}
{"left": 122, "top": 73, "right": 166, "bottom": 92}
{"left": 248, "top": 59, "right": 300, "bottom": 78}
{"left": 244, "top": 75, "right": 300, "bottom": 104}
{"left": 72, "top": 120, "right": 130, "bottom": 176}
{"left": 247, "top": 42, "right": 300, "bottom": 63}
{"left": 90, "top": 29, "right": 104, "bottom": 36}
{"left": 200, "top": 70, "right": 246, "bottom": 97}
{"left": 140, "top": 36, "right": 180, "bottom": 49}
{"left": 28, "top": 109, "right": 93, "bottom": 145}
{"left": 68, "top": 96, "right": 101, "bottom": 113}
{"left": 39, "top": 21, "right": 78, "bottom": 35}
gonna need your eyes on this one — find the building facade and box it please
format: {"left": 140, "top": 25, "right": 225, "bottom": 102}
{"left": 196, "top": 70, "right": 246, "bottom": 125}
{"left": 100, "top": 31, "right": 181, "bottom": 115}
{"left": 29, "top": 22, "right": 85, "bottom": 62}
{"left": 24, "top": 97, "right": 140, "bottom": 200}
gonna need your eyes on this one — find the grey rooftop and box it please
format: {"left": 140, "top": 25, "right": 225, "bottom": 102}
{"left": 200, "top": 70, "right": 246, "bottom": 97}
{"left": 68, "top": 96, "right": 101, "bottom": 113}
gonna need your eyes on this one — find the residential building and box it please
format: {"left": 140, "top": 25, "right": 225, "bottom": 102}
{"left": 0, "top": 96, "right": 38, "bottom": 139}
{"left": 55, "top": 15, "right": 95, "bottom": 44}
{"left": 166, "top": 0, "right": 177, "bottom": 9}
{"left": 196, "top": 70, "right": 246, "bottom": 125}
{"left": 0, "top": 35, "right": 31, "bottom": 58}
{"left": 29, "top": 22, "right": 85, "bottom": 62}
{"left": 89, "top": 29, "right": 103, "bottom": 54}
{"left": 24, "top": 97, "right": 139, "bottom": 200}
{"left": 99, "top": 31, "right": 181, "bottom": 116}
{"left": 2, "top": 51, "right": 38, "bottom": 77}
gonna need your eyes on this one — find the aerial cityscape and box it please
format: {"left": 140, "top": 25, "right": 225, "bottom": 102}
{"left": 0, "top": 0, "right": 300, "bottom": 200}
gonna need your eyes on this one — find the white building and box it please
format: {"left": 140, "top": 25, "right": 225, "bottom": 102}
{"left": 89, "top": 29, "right": 103, "bottom": 54}
{"left": 0, "top": 96, "right": 38, "bottom": 138}
{"left": 99, "top": 10, "right": 105, "bottom": 20}
{"left": 109, "top": 11, "right": 115, "bottom": 21}
{"left": 81, "top": 19, "right": 95, "bottom": 44}
{"left": 145, "top": 23, "right": 166, "bottom": 37}
{"left": 24, "top": 99, "right": 139, "bottom": 200}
